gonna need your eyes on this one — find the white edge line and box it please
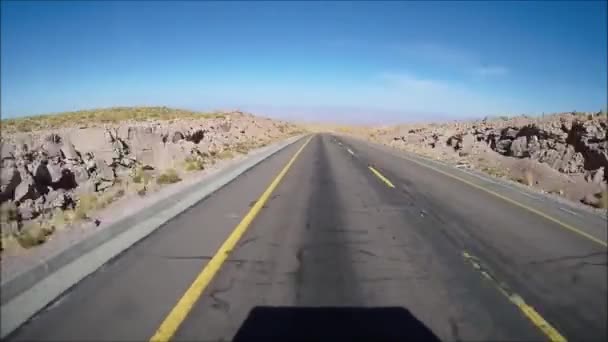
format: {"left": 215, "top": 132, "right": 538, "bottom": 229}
{"left": 0, "top": 135, "right": 305, "bottom": 339}
{"left": 559, "top": 207, "right": 579, "bottom": 216}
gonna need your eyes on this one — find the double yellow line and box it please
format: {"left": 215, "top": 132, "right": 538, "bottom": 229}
{"left": 149, "top": 136, "right": 313, "bottom": 342}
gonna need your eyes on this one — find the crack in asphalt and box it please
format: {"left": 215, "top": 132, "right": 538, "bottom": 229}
{"left": 294, "top": 247, "right": 304, "bottom": 303}
{"left": 158, "top": 255, "right": 212, "bottom": 260}
{"left": 527, "top": 252, "right": 607, "bottom": 265}
{"left": 358, "top": 249, "right": 378, "bottom": 257}
{"left": 449, "top": 317, "right": 462, "bottom": 342}
{"left": 237, "top": 236, "right": 259, "bottom": 248}
{"left": 209, "top": 278, "right": 235, "bottom": 313}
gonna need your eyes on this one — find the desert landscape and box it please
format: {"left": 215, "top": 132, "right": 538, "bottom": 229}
{"left": 345, "top": 110, "right": 607, "bottom": 210}
{"left": 2, "top": 108, "right": 607, "bottom": 255}
{"left": 0, "top": 107, "right": 304, "bottom": 253}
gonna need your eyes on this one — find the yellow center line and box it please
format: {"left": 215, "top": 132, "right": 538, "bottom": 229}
{"left": 399, "top": 154, "right": 607, "bottom": 247}
{"left": 368, "top": 166, "right": 395, "bottom": 188}
{"left": 462, "top": 251, "right": 567, "bottom": 342}
{"left": 149, "top": 135, "right": 313, "bottom": 342}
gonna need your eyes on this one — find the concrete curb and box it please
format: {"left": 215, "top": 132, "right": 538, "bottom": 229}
{"left": 0, "top": 134, "right": 305, "bottom": 338}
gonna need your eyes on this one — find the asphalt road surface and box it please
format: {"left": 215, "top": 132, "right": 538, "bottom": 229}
{"left": 7, "top": 134, "right": 607, "bottom": 341}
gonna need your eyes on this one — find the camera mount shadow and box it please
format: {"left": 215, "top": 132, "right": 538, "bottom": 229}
{"left": 233, "top": 306, "right": 441, "bottom": 341}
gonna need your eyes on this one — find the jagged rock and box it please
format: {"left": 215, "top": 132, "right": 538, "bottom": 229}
{"left": 0, "top": 111, "right": 297, "bottom": 235}
{"left": 52, "top": 168, "right": 78, "bottom": 190}
{"left": 460, "top": 134, "right": 475, "bottom": 153}
{"left": 581, "top": 193, "right": 599, "bottom": 206}
{"left": 501, "top": 127, "right": 519, "bottom": 140}
{"left": 585, "top": 167, "right": 605, "bottom": 184}
{"left": 0, "top": 142, "right": 16, "bottom": 161}
{"left": 0, "top": 167, "right": 21, "bottom": 203}
{"left": 186, "top": 129, "right": 206, "bottom": 144}
{"left": 172, "top": 131, "right": 184, "bottom": 143}
{"left": 495, "top": 139, "right": 512, "bottom": 154}
{"left": 96, "top": 179, "right": 113, "bottom": 192}
{"left": 538, "top": 149, "right": 562, "bottom": 169}
{"left": 42, "top": 141, "right": 62, "bottom": 158}
{"left": 1, "top": 166, "right": 19, "bottom": 188}
{"left": 45, "top": 133, "right": 62, "bottom": 144}
{"left": 510, "top": 136, "right": 528, "bottom": 157}
{"left": 67, "top": 163, "right": 90, "bottom": 184}
{"left": 128, "top": 126, "right": 158, "bottom": 147}
{"left": 61, "top": 140, "right": 80, "bottom": 161}
{"left": 105, "top": 129, "right": 116, "bottom": 143}
{"left": 33, "top": 161, "right": 52, "bottom": 191}
{"left": 219, "top": 122, "right": 231, "bottom": 132}
{"left": 85, "top": 156, "right": 97, "bottom": 173}
{"left": 45, "top": 189, "right": 62, "bottom": 208}
{"left": 77, "top": 179, "right": 97, "bottom": 195}
{"left": 119, "top": 157, "right": 136, "bottom": 168}
{"left": 527, "top": 136, "right": 541, "bottom": 158}
{"left": 95, "top": 159, "right": 114, "bottom": 181}
{"left": 14, "top": 174, "right": 38, "bottom": 203}
{"left": 112, "top": 138, "right": 129, "bottom": 156}
{"left": 18, "top": 199, "right": 35, "bottom": 220}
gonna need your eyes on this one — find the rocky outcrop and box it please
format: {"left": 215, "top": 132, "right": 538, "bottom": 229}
{"left": 359, "top": 111, "right": 606, "bottom": 207}
{"left": 384, "top": 112, "right": 606, "bottom": 176}
{"left": 1, "top": 110, "right": 301, "bottom": 240}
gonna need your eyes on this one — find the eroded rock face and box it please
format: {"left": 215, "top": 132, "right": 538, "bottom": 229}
{"left": 0, "top": 110, "right": 301, "bottom": 235}
{"left": 359, "top": 111, "right": 606, "bottom": 207}
{"left": 383, "top": 112, "right": 606, "bottom": 175}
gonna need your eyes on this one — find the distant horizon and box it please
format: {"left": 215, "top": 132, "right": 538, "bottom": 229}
{"left": 2, "top": 103, "right": 604, "bottom": 127}
{"left": 2, "top": 1, "right": 606, "bottom": 121}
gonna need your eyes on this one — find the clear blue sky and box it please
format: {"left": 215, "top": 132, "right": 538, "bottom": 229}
{"left": 1, "top": 1, "right": 607, "bottom": 122}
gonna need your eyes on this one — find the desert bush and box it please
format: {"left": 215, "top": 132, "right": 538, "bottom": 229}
{"left": 74, "top": 194, "right": 99, "bottom": 220}
{"left": 15, "top": 221, "right": 55, "bottom": 248}
{"left": 183, "top": 156, "right": 205, "bottom": 171}
{"left": 481, "top": 166, "right": 508, "bottom": 178}
{"left": 0, "top": 202, "right": 18, "bottom": 223}
{"left": 48, "top": 208, "right": 70, "bottom": 230}
{"left": 131, "top": 167, "right": 151, "bottom": 184}
{"left": 97, "top": 188, "right": 125, "bottom": 209}
{"left": 217, "top": 150, "right": 235, "bottom": 160}
{"left": 235, "top": 142, "right": 251, "bottom": 154}
{"left": 157, "top": 169, "right": 181, "bottom": 184}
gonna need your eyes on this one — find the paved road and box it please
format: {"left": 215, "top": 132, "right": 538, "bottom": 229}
{"left": 7, "top": 134, "right": 607, "bottom": 341}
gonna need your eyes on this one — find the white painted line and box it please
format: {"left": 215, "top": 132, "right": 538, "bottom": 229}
{"left": 559, "top": 207, "right": 579, "bottom": 216}
{"left": 518, "top": 191, "right": 543, "bottom": 201}
{"left": 347, "top": 148, "right": 355, "bottom": 156}
{"left": 0, "top": 135, "right": 306, "bottom": 339}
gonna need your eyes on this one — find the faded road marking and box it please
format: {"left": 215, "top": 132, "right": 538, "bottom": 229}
{"left": 519, "top": 191, "right": 543, "bottom": 201}
{"left": 347, "top": 148, "right": 355, "bottom": 156}
{"left": 559, "top": 207, "right": 579, "bottom": 216}
{"left": 369, "top": 166, "right": 395, "bottom": 188}
{"left": 149, "top": 135, "right": 313, "bottom": 342}
{"left": 462, "top": 251, "right": 567, "bottom": 342}
{"left": 399, "top": 155, "right": 607, "bottom": 247}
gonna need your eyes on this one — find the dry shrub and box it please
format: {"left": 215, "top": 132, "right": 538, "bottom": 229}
{"left": 157, "top": 169, "right": 181, "bottom": 184}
